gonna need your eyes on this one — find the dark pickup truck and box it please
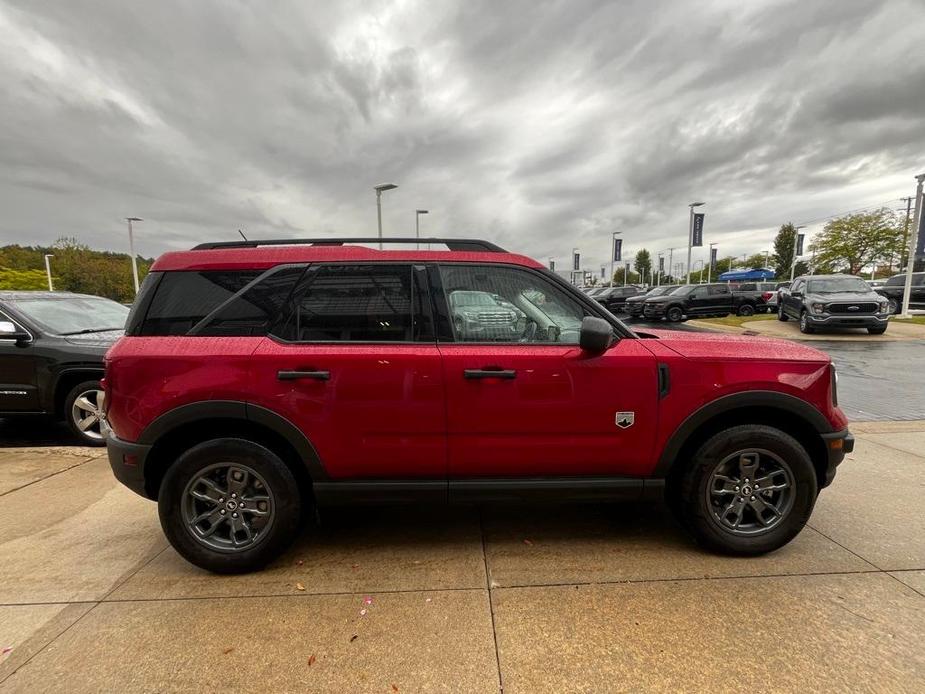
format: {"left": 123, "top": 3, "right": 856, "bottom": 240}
{"left": 874, "top": 272, "right": 925, "bottom": 314}
{"left": 642, "top": 283, "right": 765, "bottom": 322}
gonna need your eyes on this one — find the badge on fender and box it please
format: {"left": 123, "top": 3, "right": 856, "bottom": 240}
{"left": 615, "top": 412, "right": 635, "bottom": 429}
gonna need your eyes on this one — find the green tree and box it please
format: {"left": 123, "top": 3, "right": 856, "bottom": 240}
{"left": 634, "top": 249, "right": 652, "bottom": 283}
{"left": 0, "top": 268, "right": 51, "bottom": 290}
{"left": 771, "top": 223, "right": 802, "bottom": 279}
{"left": 809, "top": 208, "right": 903, "bottom": 275}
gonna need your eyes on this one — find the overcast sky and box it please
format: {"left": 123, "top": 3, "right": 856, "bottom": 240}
{"left": 1, "top": 0, "right": 923, "bottom": 272}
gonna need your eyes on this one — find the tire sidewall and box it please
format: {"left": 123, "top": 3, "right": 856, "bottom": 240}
{"left": 678, "top": 425, "right": 818, "bottom": 555}
{"left": 64, "top": 379, "right": 105, "bottom": 446}
{"left": 738, "top": 304, "right": 755, "bottom": 317}
{"left": 799, "top": 310, "right": 813, "bottom": 333}
{"left": 667, "top": 306, "right": 683, "bottom": 322}
{"left": 159, "top": 438, "right": 302, "bottom": 574}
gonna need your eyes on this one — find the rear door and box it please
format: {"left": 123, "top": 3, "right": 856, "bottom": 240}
{"left": 248, "top": 264, "right": 446, "bottom": 479}
{"left": 435, "top": 263, "right": 658, "bottom": 478}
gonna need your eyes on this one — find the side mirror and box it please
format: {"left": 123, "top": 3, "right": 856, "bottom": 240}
{"left": 0, "top": 320, "right": 31, "bottom": 345}
{"left": 579, "top": 316, "right": 614, "bottom": 353}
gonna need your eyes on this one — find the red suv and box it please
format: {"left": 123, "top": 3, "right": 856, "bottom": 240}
{"left": 103, "top": 238, "right": 853, "bottom": 573}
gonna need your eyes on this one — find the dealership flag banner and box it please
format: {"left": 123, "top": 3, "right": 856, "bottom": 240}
{"left": 613, "top": 238, "right": 623, "bottom": 262}
{"left": 573, "top": 251, "right": 580, "bottom": 271}
{"left": 601, "top": 267, "right": 606, "bottom": 278}
{"left": 710, "top": 246, "right": 718, "bottom": 270}
{"left": 796, "top": 233, "right": 805, "bottom": 257}
{"left": 625, "top": 262, "right": 631, "bottom": 278}
{"left": 658, "top": 256, "right": 665, "bottom": 273}
{"left": 692, "top": 213, "right": 705, "bottom": 247}
{"left": 549, "top": 259, "right": 555, "bottom": 271}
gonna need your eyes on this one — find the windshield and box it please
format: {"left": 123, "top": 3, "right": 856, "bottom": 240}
{"left": 807, "top": 278, "right": 870, "bottom": 293}
{"left": 7, "top": 296, "right": 129, "bottom": 335}
{"left": 668, "top": 285, "right": 694, "bottom": 295}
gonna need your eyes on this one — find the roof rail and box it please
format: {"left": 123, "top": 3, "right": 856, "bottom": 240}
{"left": 191, "top": 237, "right": 507, "bottom": 252}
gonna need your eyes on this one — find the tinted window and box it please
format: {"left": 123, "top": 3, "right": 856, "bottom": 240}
{"left": 439, "top": 265, "right": 592, "bottom": 343}
{"left": 278, "top": 264, "right": 428, "bottom": 342}
{"left": 690, "top": 287, "right": 709, "bottom": 298}
{"left": 709, "top": 285, "right": 729, "bottom": 295}
{"left": 196, "top": 267, "right": 303, "bottom": 336}
{"left": 140, "top": 270, "right": 261, "bottom": 335}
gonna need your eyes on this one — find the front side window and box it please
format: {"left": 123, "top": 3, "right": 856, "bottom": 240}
{"left": 277, "top": 264, "right": 430, "bottom": 342}
{"left": 439, "top": 264, "right": 592, "bottom": 343}
{"left": 709, "top": 285, "right": 729, "bottom": 295}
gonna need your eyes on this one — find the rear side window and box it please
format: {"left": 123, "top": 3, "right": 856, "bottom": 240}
{"left": 139, "top": 270, "right": 262, "bottom": 335}
{"left": 195, "top": 267, "right": 304, "bottom": 336}
{"left": 276, "top": 264, "right": 431, "bottom": 342}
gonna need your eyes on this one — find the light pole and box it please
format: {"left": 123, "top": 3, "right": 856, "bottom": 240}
{"left": 789, "top": 225, "right": 806, "bottom": 282}
{"left": 707, "top": 242, "right": 717, "bottom": 283}
{"left": 667, "top": 247, "right": 677, "bottom": 283}
{"left": 414, "top": 209, "right": 428, "bottom": 249}
{"left": 44, "top": 254, "right": 54, "bottom": 291}
{"left": 900, "top": 173, "right": 925, "bottom": 318}
{"left": 125, "top": 217, "right": 142, "bottom": 294}
{"left": 374, "top": 183, "right": 398, "bottom": 249}
{"left": 608, "top": 231, "right": 622, "bottom": 287}
{"left": 695, "top": 259, "right": 705, "bottom": 283}
{"left": 686, "top": 201, "right": 705, "bottom": 282}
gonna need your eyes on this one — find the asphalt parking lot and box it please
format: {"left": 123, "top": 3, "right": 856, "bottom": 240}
{"left": 1, "top": 325, "right": 923, "bottom": 692}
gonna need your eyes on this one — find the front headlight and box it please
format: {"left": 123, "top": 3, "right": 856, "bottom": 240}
{"left": 811, "top": 303, "right": 826, "bottom": 315}
{"left": 879, "top": 301, "right": 889, "bottom": 313}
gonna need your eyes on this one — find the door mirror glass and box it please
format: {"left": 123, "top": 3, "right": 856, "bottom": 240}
{"left": 0, "top": 320, "right": 30, "bottom": 343}
{"left": 579, "top": 316, "right": 614, "bottom": 353}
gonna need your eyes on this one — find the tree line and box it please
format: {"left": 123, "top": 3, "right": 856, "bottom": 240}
{"left": 0, "top": 238, "right": 151, "bottom": 302}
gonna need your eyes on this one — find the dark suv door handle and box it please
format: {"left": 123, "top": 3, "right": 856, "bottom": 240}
{"left": 277, "top": 370, "right": 330, "bottom": 381}
{"left": 464, "top": 368, "right": 516, "bottom": 380}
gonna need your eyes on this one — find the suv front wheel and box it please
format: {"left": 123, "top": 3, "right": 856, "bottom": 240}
{"left": 159, "top": 439, "right": 302, "bottom": 573}
{"left": 672, "top": 425, "right": 818, "bottom": 555}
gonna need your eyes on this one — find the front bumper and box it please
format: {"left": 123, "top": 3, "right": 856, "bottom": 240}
{"left": 808, "top": 313, "right": 890, "bottom": 328}
{"left": 643, "top": 304, "right": 668, "bottom": 318}
{"left": 819, "top": 429, "right": 854, "bottom": 487}
{"left": 106, "top": 432, "right": 154, "bottom": 499}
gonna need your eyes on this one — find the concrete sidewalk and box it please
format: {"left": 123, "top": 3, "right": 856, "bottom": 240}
{"left": 691, "top": 316, "right": 925, "bottom": 341}
{"left": 1, "top": 424, "right": 924, "bottom": 692}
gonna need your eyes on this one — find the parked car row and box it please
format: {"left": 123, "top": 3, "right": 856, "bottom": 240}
{"left": 587, "top": 283, "right": 767, "bottom": 322}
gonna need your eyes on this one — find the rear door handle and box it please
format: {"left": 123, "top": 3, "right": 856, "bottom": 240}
{"left": 464, "top": 368, "right": 516, "bottom": 380}
{"left": 277, "top": 370, "right": 330, "bottom": 381}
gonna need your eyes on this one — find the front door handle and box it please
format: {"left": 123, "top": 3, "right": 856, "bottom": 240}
{"left": 464, "top": 368, "right": 516, "bottom": 380}
{"left": 277, "top": 370, "right": 330, "bottom": 381}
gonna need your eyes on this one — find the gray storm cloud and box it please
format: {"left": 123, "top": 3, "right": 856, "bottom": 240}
{"left": 0, "top": 0, "right": 923, "bottom": 271}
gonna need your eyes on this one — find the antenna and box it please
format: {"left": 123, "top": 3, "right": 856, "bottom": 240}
{"left": 237, "top": 229, "right": 248, "bottom": 241}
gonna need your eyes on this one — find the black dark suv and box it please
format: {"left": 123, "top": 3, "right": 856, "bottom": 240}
{"left": 874, "top": 272, "right": 925, "bottom": 314}
{"left": 593, "top": 286, "right": 642, "bottom": 313}
{"left": 0, "top": 291, "right": 129, "bottom": 444}
{"left": 777, "top": 275, "right": 890, "bottom": 334}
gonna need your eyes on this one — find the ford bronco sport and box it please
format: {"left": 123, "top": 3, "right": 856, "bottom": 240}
{"left": 103, "top": 238, "right": 853, "bottom": 573}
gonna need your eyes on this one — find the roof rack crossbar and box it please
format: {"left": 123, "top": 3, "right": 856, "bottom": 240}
{"left": 192, "top": 237, "right": 506, "bottom": 252}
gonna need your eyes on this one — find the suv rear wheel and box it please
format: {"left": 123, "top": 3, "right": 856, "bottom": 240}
{"left": 159, "top": 439, "right": 302, "bottom": 573}
{"left": 737, "top": 304, "right": 755, "bottom": 317}
{"left": 673, "top": 425, "right": 818, "bottom": 555}
{"left": 64, "top": 380, "right": 105, "bottom": 446}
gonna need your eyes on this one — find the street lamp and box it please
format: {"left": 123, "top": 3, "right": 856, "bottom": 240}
{"left": 374, "top": 183, "right": 398, "bottom": 249}
{"left": 789, "top": 225, "right": 806, "bottom": 282}
{"left": 686, "top": 201, "right": 705, "bottom": 281}
{"left": 694, "top": 259, "right": 705, "bottom": 283}
{"left": 125, "top": 217, "right": 142, "bottom": 294}
{"left": 44, "top": 254, "right": 54, "bottom": 291}
{"left": 609, "top": 231, "right": 622, "bottom": 287}
{"left": 900, "top": 173, "right": 925, "bottom": 318}
{"left": 707, "top": 242, "right": 718, "bottom": 283}
{"left": 415, "top": 209, "right": 428, "bottom": 249}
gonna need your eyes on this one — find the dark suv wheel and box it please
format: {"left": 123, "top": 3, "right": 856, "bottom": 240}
{"left": 158, "top": 439, "right": 302, "bottom": 573}
{"left": 64, "top": 380, "right": 106, "bottom": 446}
{"left": 666, "top": 306, "right": 684, "bottom": 322}
{"left": 672, "top": 425, "right": 818, "bottom": 555}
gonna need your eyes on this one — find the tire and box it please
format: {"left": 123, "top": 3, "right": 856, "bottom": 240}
{"left": 777, "top": 305, "right": 788, "bottom": 322}
{"left": 799, "top": 310, "right": 815, "bottom": 334}
{"left": 887, "top": 298, "right": 899, "bottom": 314}
{"left": 672, "top": 424, "right": 818, "bottom": 555}
{"left": 64, "top": 380, "right": 106, "bottom": 446}
{"left": 666, "top": 306, "right": 684, "bottom": 322}
{"left": 158, "top": 438, "right": 302, "bottom": 574}
{"left": 868, "top": 326, "right": 887, "bottom": 335}
{"left": 737, "top": 304, "right": 755, "bottom": 317}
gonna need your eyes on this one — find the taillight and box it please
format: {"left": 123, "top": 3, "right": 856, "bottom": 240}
{"left": 762, "top": 291, "right": 773, "bottom": 301}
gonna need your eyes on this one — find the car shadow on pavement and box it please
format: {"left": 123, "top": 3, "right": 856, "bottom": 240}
{"left": 0, "top": 417, "right": 88, "bottom": 448}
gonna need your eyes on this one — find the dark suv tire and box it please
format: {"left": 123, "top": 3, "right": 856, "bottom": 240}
{"left": 666, "top": 306, "right": 684, "bottom": 322}
{"left": 737, "top": 303, "right": 755, "bottom": 317}
{"left": 64, "top": 379, "right": 106, "bottom": 446}
{"left": 158, "top": 439, "right": 302, "bottom": 573}
{"left": 673, "top": 425, "right": 818, "bottom": 555}
{"left": 777, "top": 304, "right": 788, "bottom": 321}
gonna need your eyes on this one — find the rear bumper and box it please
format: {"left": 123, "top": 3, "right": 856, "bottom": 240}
{"left": 106, "top": 432, "right": 154, "bottom": 499}
{"left": 819, "top": 429, "right": 854, "bottom": 488}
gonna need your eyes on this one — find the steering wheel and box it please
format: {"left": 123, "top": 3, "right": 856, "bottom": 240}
{"left": 519, "top": 320, "right": 538, "bottom": 343}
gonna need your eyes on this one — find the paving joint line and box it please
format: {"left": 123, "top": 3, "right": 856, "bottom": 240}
{"left": 0, "top": 454, "right": 101, "bottom": 498}
{"left": 479, "top": 508, "right": 505, "bottom": 694}
{"left": 806, "top": 523, "right": 886, "bottom": 571}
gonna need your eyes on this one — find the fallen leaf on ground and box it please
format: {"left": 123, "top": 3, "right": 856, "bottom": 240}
{"left": 296, "top": 559, "right": 304, "bottom": 566}
{"left": 392, "top": 685, "right": 400, "bottom": 692}
{"left": 523, "top": 539, "right": 533, "bottom": 545}
{"left": 296, "top": 582, "right": 305, "bottom": 591}
{"left": 307, "top": 654, "right": 316, "bottom": 667}
{"left": 350, "top": 634, "right": 358, "bottom": 643}
{"left": 359, "top": 608, "right": 368, "bottom": 616}
{"left": 1, "top": 647, "right": 12, "bottom": 655}
{"left": 222, "top": 647, "right": 234, "bottom": 655}
{"left": 351, "top": 564, "right": 359, "bottom": 570}
{"left": 363, "top": 596, "right": 373, "bottom": 605}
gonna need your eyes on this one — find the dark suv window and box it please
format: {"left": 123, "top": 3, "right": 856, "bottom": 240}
{"left": 276, "top": 264, "right": 431, "bottom": 342}
{"left": 195, "top": 267, "right": 304, "bottom": 336}
{"left": 140, "top": 270, "right": 263, "bottom": 335}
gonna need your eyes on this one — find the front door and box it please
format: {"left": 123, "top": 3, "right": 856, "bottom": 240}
{"left": 436, "top": 264, "right": 658, "bottom": 478}
{"left": 248, "top": 264, "right": 446, "bottom": 479}
{"left": 685, "top": 285, "right": 712, "bottom": 315}
{"left": 0, "top": 311, "right": 39, "bottom": 411}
